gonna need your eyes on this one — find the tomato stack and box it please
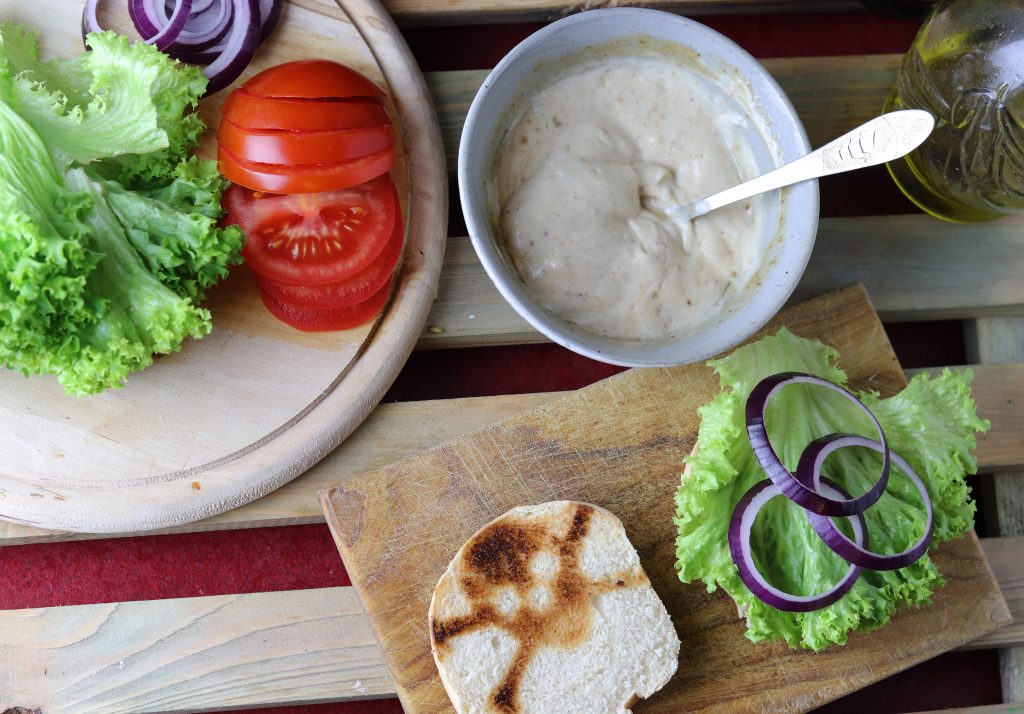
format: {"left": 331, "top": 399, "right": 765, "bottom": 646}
{"left": 219, "top": 60, "right": 402, "bottom": 331}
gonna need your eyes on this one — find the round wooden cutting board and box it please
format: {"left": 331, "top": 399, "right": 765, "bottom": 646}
{"left": 0, "top": 0, "right": 447, "bottom": 532}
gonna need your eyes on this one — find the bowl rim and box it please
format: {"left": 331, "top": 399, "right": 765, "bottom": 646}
{"left": 458, "top": 8, "right": 819, "bottom": 367}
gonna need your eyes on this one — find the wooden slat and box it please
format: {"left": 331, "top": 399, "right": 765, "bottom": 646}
{"left": 427, "top": 56, "right": 900, "bottom": 176}
{"left": 384, "top": 0, "right": 861, "bottom": 26}
{"left": 1, "top": 536, "right": 1019, "bottom": 713}
{"left": 960, "top": 536, "right": 1024, "bottom": 653}
{"left": 0, "top": 588, "right": 391, "bottom": 713}
{"left": 418, "top": 216, "right": 1024, "bottom": 348}
{"left": 0, "top": 362, "right": 1019, "bottom": 547}
{"left": 0, "top": 393, "right": 560, "bottom": 546}
{"left": 965, "top": 316, "right": 1024, "bottom": 701}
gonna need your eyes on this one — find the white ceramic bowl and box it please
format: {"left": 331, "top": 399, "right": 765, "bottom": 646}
{"left": 458, "top": 8, "right": 818, "bottom": 367}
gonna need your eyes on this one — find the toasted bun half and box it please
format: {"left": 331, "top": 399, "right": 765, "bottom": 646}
{"left": 428, "top": 500, "right": 680, "bottom": 713}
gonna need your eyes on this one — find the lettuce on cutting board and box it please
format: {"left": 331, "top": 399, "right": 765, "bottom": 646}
{"left": 0, "top": 22, "right": 243, "bottom": 395}
{"left": 674, "top": 328, "right": 988, "bottom": 651}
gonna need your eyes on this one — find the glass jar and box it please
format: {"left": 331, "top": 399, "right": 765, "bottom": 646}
{"left": 884, "top": 0, "right": 1024, "bottom": 222}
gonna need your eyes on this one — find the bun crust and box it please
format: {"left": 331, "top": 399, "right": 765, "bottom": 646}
{"left": 429, "top": 501, "right": 679, "bottom": 713}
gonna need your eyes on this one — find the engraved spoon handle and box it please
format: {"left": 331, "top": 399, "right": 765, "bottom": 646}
{"left": 681, "top": 109, "right": 935, "bottom": 220}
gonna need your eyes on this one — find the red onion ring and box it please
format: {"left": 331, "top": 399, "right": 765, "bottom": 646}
{"left": 727, "top": 370, "right": 937, "bottom": 612}
{"left": 798, "top": 434, "right": 934, "bottom": 571}
{"left": 127, "top": 0, "right": 162, "bottom": 39}
{"left": 82, "top": 0, "right": 103, "bottom": 44}
{"left": 84, "top": 0, "right": 282, "bottom": 96}
{"left": 729, "top": 478, "right": 867, "bottom": 612}
{"left": 258, "top": 0, "right": 283, "bottom": 42}
{"left": 85, "top": 0, "right": 192, "bottom": 51}
{"left": 147, "top": 0, "right": 193, "bottom": 50}
{"left": 170, "top": 0, "right": 214, "bottom": 12}
{"left": 155, "top": 0, "right": 232, "bottom": 49}
{"left": 200, "top": 0, "right": 260, "bottom": 95}
{"left": 746, "top": 372, "right": 891, "bottom": 517}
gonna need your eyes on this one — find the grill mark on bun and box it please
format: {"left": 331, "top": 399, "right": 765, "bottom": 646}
{"left": 431, "top": 503, "right": 649, "bottom": 713}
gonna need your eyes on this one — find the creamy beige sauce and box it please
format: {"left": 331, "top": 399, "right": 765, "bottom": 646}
{"left": 489, "top": 55, "right": 768, "bottom": 341}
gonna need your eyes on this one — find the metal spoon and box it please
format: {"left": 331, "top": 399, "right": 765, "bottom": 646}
{"left": 655, "top": 109, "right": 935, "bottom": 222}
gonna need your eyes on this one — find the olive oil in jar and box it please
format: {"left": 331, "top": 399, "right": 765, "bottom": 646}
{"left": 885, "top": 0, "right": 1024, "bottom": 222}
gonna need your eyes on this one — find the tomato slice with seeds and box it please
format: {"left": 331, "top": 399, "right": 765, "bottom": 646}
{"left": 219, "top": 117, "right": 394, "bottom": 166}
{"left": 219, "top": 143, "right": 395, "bottom": 194}
{"left": 224, "top": 174, "right": 398, "bottom": 286}
{"left": 221, "top": 90, "right": 390, "bottom": 132}
{"left": 255, "top": 203, "right": 403, "bottom": 308}
{"left": 259, "top": 277, "right": 393, "bottom": 332}
{"left": 242, "top": 60, "right": 385, "bottom": 100}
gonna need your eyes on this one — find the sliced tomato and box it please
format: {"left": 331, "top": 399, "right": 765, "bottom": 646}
{"left": 219, "top": 143, "right": 395, "bottom": 194}
{"left": 256, "top": 205, "right": 403, "bottom": 308}
{"left": 219, "top": 117, "right": 394, "bottom": 167}
{"left": 260, "top": 278, "right": 393, "bottom": 332}
{"left": 242, "top": 60, "right": 385, "bottom": 100}
{"left": 224, "top": 175, "right": 398, "bottom": 285}
{"left": 221, "top": 90, "right": 390, "bottom": 132}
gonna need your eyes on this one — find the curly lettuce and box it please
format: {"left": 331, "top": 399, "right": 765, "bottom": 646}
{"left": 674, "top": 328, "right": 988, "bottom": 651}
{"left": 0, "top": 23, "right": 242, "bottom": 395}
{"left": 0, "top": 24, "right": 205, "bottom": 176}
{"left": 101, "top": 169, "right": 243, "bottom": 301}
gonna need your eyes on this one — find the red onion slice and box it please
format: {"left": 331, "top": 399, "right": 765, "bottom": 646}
{"left": 258, "top": 0, "right": 283, "bottom": 42}
{"left": 82, "top": 0, "right": 104, "bottom": 43}
{"left": 128, "top": 0, "right": 162, "bottom": 39}
{"left": 85, "top": 0, "right": 191, "bottom": 51}
{"left": 169, "top": 0, "right": 214, "bottom": 14}
{"left": 729, "top": 478, "right": 867, "bottom": 613}
{"left": 147, "top": 0, "right": 194, "bottom": 50}
{"left": 159, "top": 0, "right": 232, "bottom": 48}
{"left": 201, "top": 0, "right": 261, "bottom": 95}
{"left": 798, "top": 434, "right": 934, "bottom": 571}
{"left": 746, "top": 372, "right": 891, "bottom": 517}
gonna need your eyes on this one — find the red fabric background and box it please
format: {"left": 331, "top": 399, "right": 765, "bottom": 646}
{"left": 0, "top": 8, "right": 1001, "bottom": 713}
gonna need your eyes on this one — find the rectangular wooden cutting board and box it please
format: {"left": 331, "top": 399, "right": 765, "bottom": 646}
{"left": 321, "top": 284, "right": 1011, "bottom": 713}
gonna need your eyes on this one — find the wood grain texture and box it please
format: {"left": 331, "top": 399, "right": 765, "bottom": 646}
{"left": 965, "top": 316, "right": 1024, "bottom": 701}
{"left": 0, "top": 394, "right": 565, "bottom": 545}
{"left": 0, "top": 537, "right": 1018, "bottom": 713}
{"left": 322, "top": 286, "right": 1011, "bottom": 714}
{"left": 958, "top": 535, "right": 1024, "bottom": 653}
{"left": 0, "top": 0, "right": 447, "bottom": 534}
{"left": 0, "top": 361, "right": 1019, "bottom": 546}
{"left": 418, "top": 215, "right": 1024, "bottom": 347}
{"left": 0, "top": 588, "right": 391, "bottom": 713}
{"left": 382, "top": 0, "right": 859, "bottom": 26}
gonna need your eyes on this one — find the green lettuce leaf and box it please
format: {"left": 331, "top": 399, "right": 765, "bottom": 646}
{"left": 100, "top": 169, "right": 243, "bottom": 301}
{"left": 0, "top": 100, "right": 99, "bottom": 379}
{"left": 674, "top": 328, "right": 987, "bottom": 651}
{"left": 0, "top": 23, "right": 205, "bottom": 176}
{"left": 0, "top": 23, "right": 239, "bottom": 395}
{"left": 142, "top": 156, "right": 232, "bottom": 219}
{"left": 60, "top": 169, "right": 210, "bottom": 394}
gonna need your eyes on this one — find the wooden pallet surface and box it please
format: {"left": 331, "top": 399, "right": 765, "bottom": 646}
{"left": 967, "top": 317, "right": 1024, "bottom": 700}
{"left": 420, "top": 218, "right": 1024, "bottom": 348}
{"left": 2, "top": 535, "right": 1019, "bottom": 713}
{"left": 0, "top": 362, "right": 1019, "bottom": 546}
{"left": 3, "top": 10, "right": 1023, "bottom": 709}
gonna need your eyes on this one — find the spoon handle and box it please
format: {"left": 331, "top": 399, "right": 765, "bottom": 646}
{"left": 686, "top": 109, "right": 935, "bottom": 219}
